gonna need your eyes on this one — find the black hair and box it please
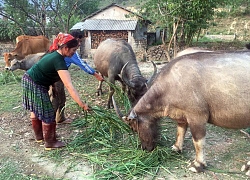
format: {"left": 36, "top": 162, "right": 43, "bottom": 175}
{"left": 70, "top": 31, "right": 83, "bottom": 39}
{"left": 63, "top": 39, "right": 78, "bottom": 49}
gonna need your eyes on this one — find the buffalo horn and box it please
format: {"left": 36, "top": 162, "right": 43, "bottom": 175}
{"left": 146, "top": 61, "right": 157, "bottom": 87}
{"left": 121, "top": 62, "right": 135, "bottom": 88}
{"left": 112, "top": 96, "right": 124, "bottom": 119}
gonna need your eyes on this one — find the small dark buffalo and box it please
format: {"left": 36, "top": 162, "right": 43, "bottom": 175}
{"left": 113, "top": 50, "right": 250, "bottom": 175}
{"left": 9, "top": 53, "right": 45, "bottom": 71}
{"left": 94, "top": 38, "right": 157, "bottom": 108}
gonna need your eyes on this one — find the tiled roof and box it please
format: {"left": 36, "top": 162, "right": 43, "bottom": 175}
{"left": 70, "top": 19, "right": 138, "bottom": 31}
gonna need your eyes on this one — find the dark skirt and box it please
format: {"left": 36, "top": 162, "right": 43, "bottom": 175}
{"left": 22, "top": 73, "right": 55, "bottom": 123}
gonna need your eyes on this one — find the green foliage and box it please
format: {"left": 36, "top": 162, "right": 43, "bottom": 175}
{"left": 0, "top": 0, "right": 100, "bottom": 38}
{"left": 0, "top": 20, "right": 22, "bottom": 41}
{"left": 141, "top": 0, "right": 228, "bottom": 45}
{"left": 77, "top": 0, "right": 100, "bottom": 17}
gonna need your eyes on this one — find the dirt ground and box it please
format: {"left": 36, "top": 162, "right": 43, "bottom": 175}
{"left": 0, "top": 60, "right": 250, "bottom": 180}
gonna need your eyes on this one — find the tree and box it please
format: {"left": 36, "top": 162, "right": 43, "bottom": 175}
{"left": 0, "top": 20, "right": 22, "bottom": 41}
{"left": 0, "top": 0, "right": 100, "bottom": 39}
{"left": 139, "top": 0, "right": 227, "bottom": 60}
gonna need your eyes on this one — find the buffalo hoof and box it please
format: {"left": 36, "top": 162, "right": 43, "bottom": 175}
{"left": 95, "top": 89, "right": 103, "bottom": 96}
{"left": 106, "top": 104, "right": 113, "bottom": 109}
{"left": 171, "top": 145, "right": 182, "bottom": 153}
{"left": 241, "top": 161, "right": 250, "bottom": 176}
{"left": 188, "top": 160, "right": 206, "bottom": 173}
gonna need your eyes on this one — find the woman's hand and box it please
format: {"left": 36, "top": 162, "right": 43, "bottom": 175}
{"left": 83, "top": 104, "right": 91, "bottom": 111}
{"left": 93, "top": 72, "right": 104, "bottom": 81}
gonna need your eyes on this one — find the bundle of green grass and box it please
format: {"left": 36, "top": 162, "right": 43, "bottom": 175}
{"left": 0, "top": 70, "right": 21, "bottom": 85}
{"left": 50, "top": 86, "right": 186, "bottom": 179}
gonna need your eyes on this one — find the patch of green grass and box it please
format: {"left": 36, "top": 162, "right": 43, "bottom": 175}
{"left": 0, "top": 70, "right": 24, "bottom": 113}
{"left": 0, "top": 157, "right": 58, "bottom": 180}
{"left": 0, "top": 158, "right": 29, "bottom": 180}
{"left": 191, "top": 40, "right": 247, "bottom": 50}
{"left": 0, "top": 70, "right": 21, "bottom": 85}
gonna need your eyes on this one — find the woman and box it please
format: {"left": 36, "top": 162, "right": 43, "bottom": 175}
{"left": 50, "top": 31, "right": 103, "bottom": 124}
{"left": 22, "top": 33, "right": 89, "bottom": 150}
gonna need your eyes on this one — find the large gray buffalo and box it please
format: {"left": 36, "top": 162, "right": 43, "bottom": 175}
{"left": 175, "top": 47, "right": 212, "bottom": 58}
{"left": 113, "top": 50, "right": 250, "bottom": 175}
{"left": 94, "top": 38, "right": 157, "bottom": 108}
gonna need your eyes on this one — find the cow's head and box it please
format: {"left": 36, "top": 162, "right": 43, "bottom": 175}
{"left": 121, "top": 61, "right": 157, "bottom": 105}
{"left": 112, "top": 97, "right": 159, "bottom": 151}
{"left": 126, "top": 77, "right": 148, "bottom": 105}
{"left": 9, "top": 59, "right": 22, "bottom": 71}
{"left": 3, "top": 52, "right": 18, "bottom": 70}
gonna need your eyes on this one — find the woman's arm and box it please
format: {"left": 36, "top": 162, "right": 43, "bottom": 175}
{"left": 57, "top": 70, "right": 89, "bottom": 111}
{"left": 66, "top": 52, "right": 95, "bottom": 74}
{"left": 65, "top": 53, "right": 104, "bottom": 81}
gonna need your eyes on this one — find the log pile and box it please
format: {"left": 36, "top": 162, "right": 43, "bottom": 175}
{"left": 91, "top": 30, "right": 128, "bottom": 49}
{"left": 146, "top": 45, "right": 169, "bottom": 62}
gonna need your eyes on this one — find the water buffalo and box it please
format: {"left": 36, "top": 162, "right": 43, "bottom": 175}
{"left": 9, "top": 53, "right": 45, "bottom": 71}
{"left": 175, "top": 47, "right": 212, "bottom": 58}
{"left": 94, "top": 38, "right": 157, "bottom": 108}
{"left": 4, "top": 35, "right": 50, "bottom": 70}
{"left": 113, "top": 50, "right": 250, "bottom": 175}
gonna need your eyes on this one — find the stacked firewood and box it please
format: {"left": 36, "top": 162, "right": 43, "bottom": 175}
{"left": 91, "top": 31, "right": 128, "bottom": 49}
{"left": 146, "top": 45, "right": 169, "bottom": 62}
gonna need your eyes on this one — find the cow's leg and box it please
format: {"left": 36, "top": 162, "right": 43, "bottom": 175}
{"left": 116, "top": 76, "right": 126, "bottom": 92}
{"left": 188, "top": 121, "right": 207, "bottom": 173}
{"left": 96, "top": 80, "right": 103, "bottom": 96}
{"left": 49, "top": 80, "right": 67, "bottom": 123}
{"left": 107, "top": 76, "right": 116, "bottom": 109}
{"left": 172, "top": 121, "right": 188, "bottom": 152}
{"left": 107, "top": 85, "right": 115, "bottom": 109}
{"left": 241, "top": 161, "right": 250, "bottom": 176}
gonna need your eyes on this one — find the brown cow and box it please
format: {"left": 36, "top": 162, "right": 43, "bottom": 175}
{"left": 4, "top": 35, "right": 50, "bottom": 69}
{"left": 15, "top": 35, "right": 36, "bottom": 45}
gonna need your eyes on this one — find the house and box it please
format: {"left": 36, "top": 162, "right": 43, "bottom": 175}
{"left": 70, "top": 3, "right": 151, "bottom": 59}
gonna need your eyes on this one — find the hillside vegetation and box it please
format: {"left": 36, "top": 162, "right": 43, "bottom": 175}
{"left": 100, "top": 1, "right": 250, "bottom": 42}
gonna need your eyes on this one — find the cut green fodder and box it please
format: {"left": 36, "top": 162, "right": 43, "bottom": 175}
{"left": 70, "top": 105, "right": 134, "bottom": 152}
{"left": 66, "top": 100, "right": 186, "bottom": 179}
{"left": 0, "top": 70, "right": 21, "bottom": 85}
{"left": 69, "top": 108, "right": 186, "bottom": 179}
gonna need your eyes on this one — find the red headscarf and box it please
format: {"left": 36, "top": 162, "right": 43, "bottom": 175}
{"left": 49, "top": 32, "right": 75, "bottom": 52}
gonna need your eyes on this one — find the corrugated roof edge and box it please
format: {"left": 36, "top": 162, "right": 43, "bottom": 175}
{"left": 70, "top": 19, "right": 138, "bottom": 31}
